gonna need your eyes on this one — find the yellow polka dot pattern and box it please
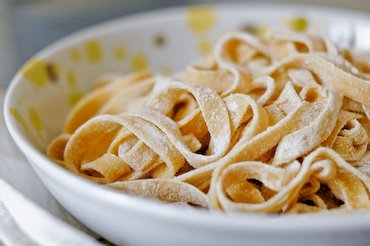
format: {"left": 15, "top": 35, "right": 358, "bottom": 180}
{"left": 9, "top": 108, "right": 30, "bottom": 135}
{"left": 186, "top": 5, "right": 216, "bottom": 34}
{"left": 131, "top": 54, "right": 149, "bottom": 71}
{"left": 66, "top": 70, "right": 77, "bottom": 88}
{"left": 114, "top": 47, "right": 126, "bottom": 60}
{"left": 287, "top": 17, "right": 308, "bottom": 32}
{"left": 51, "top": 63, "right": 61, "bottom": 82}
{"left": 20, "top": 59, "right": 49, "bottom": 87}
{"left": 28, "top": 107, "right": 44, "bottom": 132}
{"left": 256, "top": 25, "right": 268, "bottom": 38}
{"left": 198, "top": 39, "right": 212, "bottom": 55}
{"left": 85, "top": 40, "right": 103, "bottom": 64}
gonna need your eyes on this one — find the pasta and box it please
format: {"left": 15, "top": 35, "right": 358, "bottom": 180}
{"left": 47, "top": 28, "right": 370, "bottom": 214}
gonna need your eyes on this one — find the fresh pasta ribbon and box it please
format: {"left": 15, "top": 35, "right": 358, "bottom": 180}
{"left": 47, "top": 28, "right": 370, "bottom": 214}
{"left": 264, "top": 54, "right": 370, "bottom": 105}
{"left": 214, "top": 148, "right": 370, "bottom": 213}
{"left": 107, "top": 179, "right": 208, "bottom": 208}
{"left": 46, "top": 133, "right": 70, "bottom": 166}
{"left": 272, "top": 88, "right": 343, "bottom": 165}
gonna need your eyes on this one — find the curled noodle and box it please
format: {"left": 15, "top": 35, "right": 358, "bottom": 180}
{"left": 48, "top": 28, "right": 370, "bottom": 214}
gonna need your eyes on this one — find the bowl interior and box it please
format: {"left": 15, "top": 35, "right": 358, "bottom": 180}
{"left": 5, "top": 5, "right": 370, "bottom": 240}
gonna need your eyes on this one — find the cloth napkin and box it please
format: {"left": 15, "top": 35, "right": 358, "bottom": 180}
{"left": 0, "top": 89, "right": 103, "bottom": 246}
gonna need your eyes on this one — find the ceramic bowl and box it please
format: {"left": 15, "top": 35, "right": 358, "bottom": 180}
{"left": 5, "top": 3, "right": 370, "bottom": 246}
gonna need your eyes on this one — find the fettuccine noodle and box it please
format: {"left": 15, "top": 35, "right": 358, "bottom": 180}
{"left": 47, "top": 28, "right": 370, "bottom": 214}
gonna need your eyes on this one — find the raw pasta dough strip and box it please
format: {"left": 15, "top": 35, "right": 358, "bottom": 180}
{"left": 64, "top": 114, "right": 185, "bottom": 181}
{"left": 272, "top": 89, "right": 343, "bottom": 165}
{"left": 147, "top": 81, "right": 232, "bottom": 161}
{"left": 208, "top": 102, "right": 310, "bottom": 209}
{"left": 264, "top": 54, "right": 370, "bottom": 105}
{"left": 216, "top": 148, "right": 370, "bottom": 213}
{"left": 46, "top": 28, "right": 370, "bottom": 213}
{"left": 107, "top": 179, "right": 208, "bottom": 208}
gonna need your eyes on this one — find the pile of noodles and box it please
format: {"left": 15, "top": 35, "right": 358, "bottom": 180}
{"left": 47, "top": 29, "right": 370, "bottom": 214}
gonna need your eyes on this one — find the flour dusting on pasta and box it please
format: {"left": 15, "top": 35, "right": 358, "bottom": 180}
{"left": 47, "top": 28, "right": 370, "bottom": 214}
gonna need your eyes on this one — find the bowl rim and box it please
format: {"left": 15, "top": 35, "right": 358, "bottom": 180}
{"left": 4, "top": 2, "right": 370, "bottom": 232}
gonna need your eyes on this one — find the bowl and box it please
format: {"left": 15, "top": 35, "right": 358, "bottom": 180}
{"left": 4, "top": 3, "right": 370, "bottom": 246}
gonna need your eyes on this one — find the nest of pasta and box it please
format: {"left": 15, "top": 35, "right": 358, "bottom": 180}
{"left": 48, "top": 28, "right": 370, "bottom": 214}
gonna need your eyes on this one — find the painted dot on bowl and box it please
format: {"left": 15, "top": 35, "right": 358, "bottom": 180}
{"left": 198, "top": 38, "right": 212, "bottom": 55}
{"left": 256, "top": 26, "right": 267, "bottom": 38}
{"left": 28, "top": 107, "right": 44, "bottom": 132}
{"left": 241, "top": 24, "right": 258, "bottom": 34}
{"left": 20, "top": 59, "right": 48, "bottom": 87}
{"left": 66, "top": 70, "right": 77, "bottom": 88}
{"left": 70, "top": 48, "right": 81, "bottom": 61}
{"left": 114, "top": 47, "right": 126, "bottom": 60}
{"left": 131, "top": 54, "right": 149, "bottom": 71}
{"left": 186, "top": 5, "right": 215, "bottom": 34}
{"left": 154, "top": 35, "right": 166, "bottom": 47}
{"left": 85, "top": 40, "right": 103, "bottom": 64}
{"left": 9, "top": 108, "right": 30, "bottom": 135}
{"left": 240, "top": 24, "right": 267, "bottom": 38}
{"left": 69, "top": 91, "right": 84, "bottom": 106}
{"left": 287, "top": 17, "right": 308, "bottom": 32}
{"left": 46, "top": 63, "right": 60, "bottom": 83}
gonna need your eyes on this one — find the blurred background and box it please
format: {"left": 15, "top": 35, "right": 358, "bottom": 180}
{"left": 1, "top": 0, "right": 370, "bottom": 87}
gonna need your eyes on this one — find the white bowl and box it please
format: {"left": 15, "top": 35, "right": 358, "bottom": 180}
{"left": 4, "top": 3, "right": 370, "bottom": 246}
